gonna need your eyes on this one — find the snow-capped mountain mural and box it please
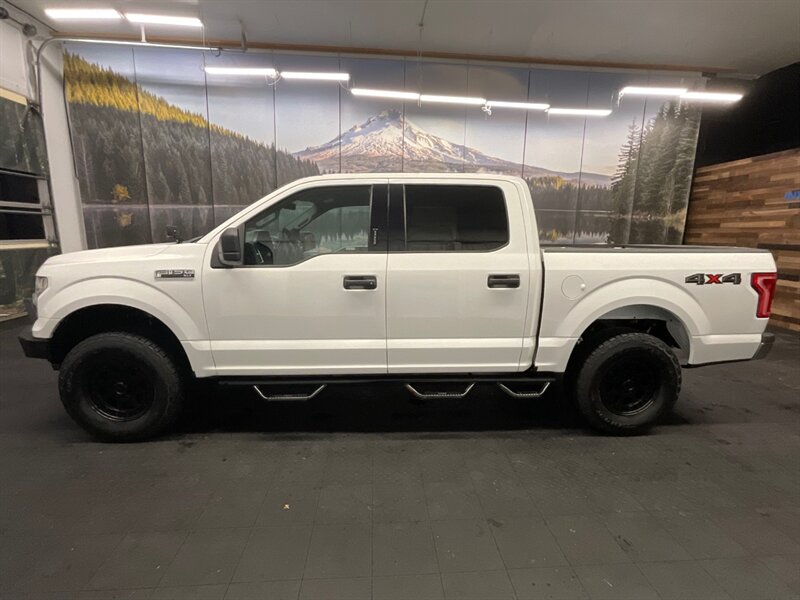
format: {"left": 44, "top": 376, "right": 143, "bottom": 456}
{"left": 62, "top": 43, "right": 702, "bottom": 249}
{"left": 294, "top": 109, "right": 611, "bottom": 187}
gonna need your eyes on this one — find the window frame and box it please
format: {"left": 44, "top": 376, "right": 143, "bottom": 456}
{"left": 215, "top": 183, "right": 388, "bottom": 269}
{"left": 388, "top": 183, "right": 511, "bottom": 254}
{"left": 0, "top": 168, "right": 57, "bottom": 251}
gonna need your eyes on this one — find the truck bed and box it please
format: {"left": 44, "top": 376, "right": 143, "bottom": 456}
{"left": 543, "top": 244, "right": 771, "bottom": 253}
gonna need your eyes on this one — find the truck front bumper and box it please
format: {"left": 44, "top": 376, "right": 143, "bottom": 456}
{"left": 18, "top": 330, "right": 52, "bottom": 361}
{"left": 19, "top": 299, "right": 52, "bottom": 360}
{"left": 752, "top": 332, "right": 775, "bottom": 360}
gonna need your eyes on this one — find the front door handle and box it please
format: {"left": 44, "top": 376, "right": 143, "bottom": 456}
{"left": 488, "top": 274, "right": 520, "bottom": 289}
{"left": 343, "top": 275, "right": 377, "bottom": 290}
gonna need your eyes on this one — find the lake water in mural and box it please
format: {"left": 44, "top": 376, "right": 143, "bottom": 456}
{"left": 63, "top": 43, "right": 703, "bottom": 249}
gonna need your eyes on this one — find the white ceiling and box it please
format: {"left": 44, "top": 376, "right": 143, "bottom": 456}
{"left": 8, "top": 0, "right": 800, "bottom": 75}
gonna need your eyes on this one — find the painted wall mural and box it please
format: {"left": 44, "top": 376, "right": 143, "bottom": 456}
{"left": 62, "top": 43, "right": 704, "bottom": 249}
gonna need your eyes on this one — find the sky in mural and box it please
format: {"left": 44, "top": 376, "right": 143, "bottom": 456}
{"left": 71, "top": 43, "right": 702, "bottom": 178}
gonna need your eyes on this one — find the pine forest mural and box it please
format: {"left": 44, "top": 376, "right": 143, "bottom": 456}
{"left": 62, "top": 43, "right": 703, "bottom": 249}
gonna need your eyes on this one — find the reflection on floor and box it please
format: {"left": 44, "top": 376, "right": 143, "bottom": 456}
{"left": 1, "top": 321, "right": 798, "bottom": 599}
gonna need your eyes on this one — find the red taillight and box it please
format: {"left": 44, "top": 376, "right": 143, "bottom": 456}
{"left": 751, "top": 272, "right": 777, "bottom": 318}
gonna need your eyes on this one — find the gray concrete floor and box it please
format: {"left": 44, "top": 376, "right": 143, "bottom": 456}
{"left": 1, "top": 321, "right": 799, "bottom": 600}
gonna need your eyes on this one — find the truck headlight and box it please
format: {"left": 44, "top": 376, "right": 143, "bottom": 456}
{"left": 33, "top": 276, "right": 48, "bottom": 305}
{"left": 35, "top": 276, "right": 48, "bottom": 294}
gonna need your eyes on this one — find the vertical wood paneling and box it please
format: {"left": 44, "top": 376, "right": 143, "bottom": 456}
{"left": 685, "top": 148, "right": 800, "bottom": 332}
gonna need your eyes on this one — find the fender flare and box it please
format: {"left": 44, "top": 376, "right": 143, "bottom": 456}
{"left": 556, "top": 277, "right": 710, "bottom": 341}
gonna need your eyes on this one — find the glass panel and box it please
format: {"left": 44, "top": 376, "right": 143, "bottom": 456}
{"left": 244, "top": 185, "right": 371, "bottom": 266}
{"left": 274, "top": 54, "right": 339, "bottom": 186}
{"left": 0, "top": 172, "right": 41, "bottom": 205}
{"left": 0, "top": 96, "right": 48, "bottom": 176}
{"left": 339, "top": 57, "right": 405, "bottom": 173}
{"left": 205, "top": 51, "right": 278, "bottom": 225}
{"left": 404, "top": 185, "right": 508, "bottom": 252}
{"left": 0, "top": 212, "right": 46, "bottom": 240}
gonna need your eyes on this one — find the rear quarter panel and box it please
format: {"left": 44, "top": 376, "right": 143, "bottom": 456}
{"left": 536, "top": 248, "right": 776, "bottom": 371}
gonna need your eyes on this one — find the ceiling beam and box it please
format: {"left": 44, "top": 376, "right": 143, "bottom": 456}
{"left": 52, "top": 31, "right": 735, "bottom": 74}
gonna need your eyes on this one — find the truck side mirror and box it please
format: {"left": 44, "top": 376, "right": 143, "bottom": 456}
{"left": 218, "top": 227, "right": 243, "bottom": 266}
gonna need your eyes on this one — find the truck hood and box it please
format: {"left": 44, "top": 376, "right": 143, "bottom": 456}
{"left": 44, "top": 243, "right": 174, "bottom": 266}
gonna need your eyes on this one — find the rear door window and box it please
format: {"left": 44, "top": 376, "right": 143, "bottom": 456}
{"left": 402, "top": 185, "right": 508, "bottom": 252}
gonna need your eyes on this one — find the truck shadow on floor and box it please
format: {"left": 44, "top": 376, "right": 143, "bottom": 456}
{"left": 175, "top": 382, "right": 689, "bottom": 436}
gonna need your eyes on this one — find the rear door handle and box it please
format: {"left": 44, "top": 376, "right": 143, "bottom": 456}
{"left": 343, "top": 275, "right": 377, "bottom": 290}
{"left": 488, "top": 274, "right": 520, "bottom": 289}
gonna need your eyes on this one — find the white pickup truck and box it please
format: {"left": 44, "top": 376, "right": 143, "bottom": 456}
{"left": 20, "top": 174, "right": 777, "bottom": 441}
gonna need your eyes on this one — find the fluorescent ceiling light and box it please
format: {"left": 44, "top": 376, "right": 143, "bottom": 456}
{"left": 204, "top": 67, "right": 277, "bottom": 77}
{"left": 486, "top": 100, "right": 550, "bottom": 111}
{"left": 547, "top": 107, "right": 612, "bottom": 116}
{"left": 620, "top": 86, "right": 687, "bottom": 97}
{"left": 351, "top": 88, "right": 420, "bottom": 100}
{"left": 124, "top": 13, "right": 203, "bottom": 27}
{"left": 681, "top": 91, "right": 743, "bottom": 103}
{"left": 420, "top": 94, "right": 486, "bottom": 106}
{"left": 281, "top": 72, "right": 350, "bottom": 81}
{"left": 70, "top": 38, "right": 215, "bottom": 51}
{"left": 45, "top": 8, "right": 121, "bottom": 20}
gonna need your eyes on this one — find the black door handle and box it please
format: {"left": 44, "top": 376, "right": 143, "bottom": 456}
{"left": 488, "top": 274, "right": 520, "bottom": 288}
{"left": 343, "top": 275, "right": 377, "bottom": 290}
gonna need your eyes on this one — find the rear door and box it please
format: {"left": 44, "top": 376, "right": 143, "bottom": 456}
{"left": 385, "top": 179, "right": 532, "bottom": 373}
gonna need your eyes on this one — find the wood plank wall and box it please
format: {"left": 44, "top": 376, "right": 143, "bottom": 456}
{"left": 685, "top": 148, "right": 800, "bottom": 332}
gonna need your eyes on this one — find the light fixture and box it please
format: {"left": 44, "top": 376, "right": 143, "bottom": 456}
{"left": 351, "top": 88, "right": 420, "bottom": 100}
{"left": 420, "top": 94, "right": 486, "bottom": 106}
{"left": 124, "top": 13, "right": 203, "bottom": 27}
{"left": 547, "top": 107, "right": 612, "bottom": 116}
{"left": 69, "top": 38, "right": 215, "bottom": 51}
{"left": 280, "top": 72, "right": 350, "bottom": 81}
{"left": 44, "top": 8, "right": 121, "bottom": 20}
{"left": 619, "top": 86, "right": 688, "bottom": 97}
{"left": 680, "top": 91, "right": 743, "bottom": 103}
{"left": 204, "top": 67, "right": 278, "bottom": 77}
{"left": 486, "top": 100, "right": 550, "bottom": 111}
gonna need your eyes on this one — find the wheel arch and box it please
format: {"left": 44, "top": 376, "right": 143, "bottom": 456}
{"left": 48, "top": 304, "right": 193, "bottom": 375}
{"left": 576, "top": 304, "right": 692, "bottom": 364}
{"left": 554, "top": 278, "right": 710, "bottom": 368}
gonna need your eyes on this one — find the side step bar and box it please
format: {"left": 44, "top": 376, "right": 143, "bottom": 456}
{"left": 229, "top": 377, "right": 556, "bottom": 402}
{"left": 497, "top": 381, "right": 551, "bottom": 399}
{"left": 253, "top": 384, "right": 326, "bottom": 402}
{"left": 405, "top": 383, "right": 475, "bottom": 400}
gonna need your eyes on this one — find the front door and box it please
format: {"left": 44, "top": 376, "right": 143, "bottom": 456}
{"left": 202, "top": 181, "right": 388, "bottom": 376}
{"left": 386, "top": 180, "right": 532, "bottom": 373}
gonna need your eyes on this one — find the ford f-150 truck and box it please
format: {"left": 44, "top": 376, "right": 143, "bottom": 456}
{"left": 19, "top": 174, "right": 777, "bottom": 441}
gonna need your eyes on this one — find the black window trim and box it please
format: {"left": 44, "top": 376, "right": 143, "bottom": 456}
{"left": 388, "top": 183, "right": 511, "bottom": 254}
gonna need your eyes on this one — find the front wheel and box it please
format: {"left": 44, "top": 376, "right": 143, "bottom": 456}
{"left": 572, "top": 332, "right": 681, "bottom": 435}
{"left": 58, "top": 332, "right": 185, "bottom": 442}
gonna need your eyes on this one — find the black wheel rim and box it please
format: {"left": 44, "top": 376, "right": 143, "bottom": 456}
{"left": 83, "top": 351, "right": 155, "bottom": 422}
{"left": 596, "top": 351, "right": 661, "bottom": 416}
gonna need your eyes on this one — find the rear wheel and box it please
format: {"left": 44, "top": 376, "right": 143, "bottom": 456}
{"left": 572, "top": 332, "right": 681, "bottom": 435}
{"left": 58, "top": 332, "right": 184, "bottom": 442}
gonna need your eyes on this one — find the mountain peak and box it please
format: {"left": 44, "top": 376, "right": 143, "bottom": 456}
{"left": 376, "top": 108, "right": 402, "bottom": 121}
{"left": 293, "top": 111, "right": 610, "bottom": 186}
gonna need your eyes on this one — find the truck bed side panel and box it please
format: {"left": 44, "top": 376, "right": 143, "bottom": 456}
{"left": 536, "top": 248, "right": 776, "bottom": 372}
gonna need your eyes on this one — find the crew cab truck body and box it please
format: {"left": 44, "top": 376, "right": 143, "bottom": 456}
{"left": 19, "top": 174, "right": 777, "bottom": 440}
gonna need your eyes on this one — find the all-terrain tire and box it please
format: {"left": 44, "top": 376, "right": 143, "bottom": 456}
{"left": 572, "top": 332, "right": 681, "bottom": 435}
{"left": 58, "top": 332, "right": 184, "bottom": 442}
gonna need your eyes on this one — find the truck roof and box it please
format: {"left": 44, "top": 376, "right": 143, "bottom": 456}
{"left": 289, "top": 173, "right": 527, "bottom": 184}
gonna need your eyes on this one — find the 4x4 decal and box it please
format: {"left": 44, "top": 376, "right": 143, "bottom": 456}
{"left": 685, "top": 273, "right": 741, "bottom": 285}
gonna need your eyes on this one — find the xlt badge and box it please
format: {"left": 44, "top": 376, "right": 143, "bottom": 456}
{"left": 155, "top": 269, "right": 195, "bottom": 279}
